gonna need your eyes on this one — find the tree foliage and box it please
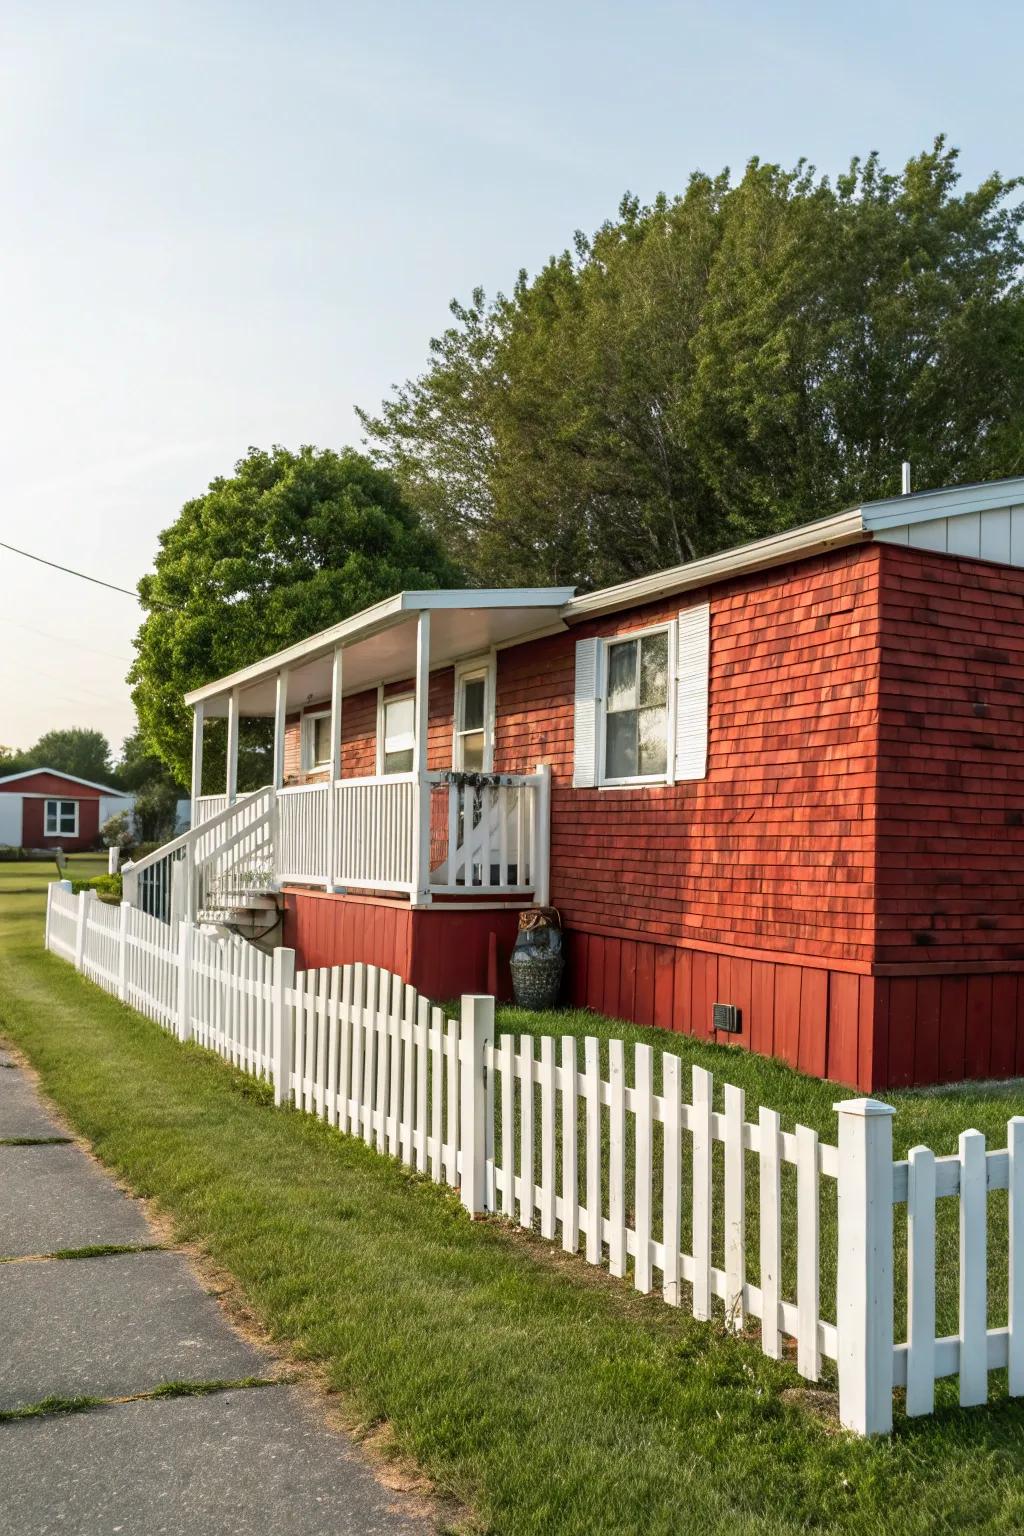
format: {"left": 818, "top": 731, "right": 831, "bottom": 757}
{"left": 130, "top": 446, "right": 461, "bottom": 785}
{"left": 360, "top": 140, "right": 1024, "bottom": 588}
{"left": 19, "top": 728, "right": 114, "bottom": 784}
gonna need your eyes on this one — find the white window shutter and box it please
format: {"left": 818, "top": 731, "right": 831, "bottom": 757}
{"left": 675, "top": 603, "right": 710, "bottom": 781}
{"left": 573, "top": 637, "right": 600, "bottom": 787}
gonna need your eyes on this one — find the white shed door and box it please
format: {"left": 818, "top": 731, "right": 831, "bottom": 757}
{"left": 0, "top": 794, "right": 23, "bottom": 847}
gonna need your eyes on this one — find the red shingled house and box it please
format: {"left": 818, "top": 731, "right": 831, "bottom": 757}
{"left": 126, "top": 474, "right": 1024, "bottom": 1090}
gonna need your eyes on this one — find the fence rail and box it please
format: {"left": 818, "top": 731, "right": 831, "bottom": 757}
{"left": 44, "top": 879, "right": 1024, "bottom": 1437}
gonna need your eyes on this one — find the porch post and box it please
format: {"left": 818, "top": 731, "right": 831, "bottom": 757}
{"left": 326, "top": 645, "right": 343, "bottom": 890}
{"left": 411, "top": 610, "right": 432, "bottom": 905}
{"left": 272, "top": 670, "right": 288, "bottom": 790}
{"left": 226, "top": 686, "right": 240, "bottom": 805}
{"left": 190, "top": 702, "right": 205, "bottom": 825}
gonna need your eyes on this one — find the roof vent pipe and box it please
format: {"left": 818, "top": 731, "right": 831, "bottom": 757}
{"left": 901, "top": 461, "right": 912, "bottom": 495}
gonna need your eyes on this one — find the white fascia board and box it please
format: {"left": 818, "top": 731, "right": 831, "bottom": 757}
{"left": 183, "top": 587, "right": 576, "bottom": 707}
{"left": 863, "top": 476, "right": 1024, "bottom": 531}
{"left": 0, "top": 767, "right": 125, "bottom": 794}
{"left": 565, "top": 509, "right": 867, "bottom": 620}
{"left": 404, "top": 587, "right": 575, "bottom": 612}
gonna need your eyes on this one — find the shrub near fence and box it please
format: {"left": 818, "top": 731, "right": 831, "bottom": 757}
{"left": 44, "top": 880, "right": 1024, "bottom": 1437}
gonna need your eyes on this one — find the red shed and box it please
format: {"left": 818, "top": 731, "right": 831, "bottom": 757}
{"left": 125, "top": 473, "right": 1024, "bottom": 1090}
{"left": 0, "top": 769, "right": 134, "bottom": 853}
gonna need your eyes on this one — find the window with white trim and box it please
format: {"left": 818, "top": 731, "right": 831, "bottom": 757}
{"left": 453, "top": 660, "right": 493, "bottom": 771}
{"left": 379, "top": 693, "right": 415, "bottom": 774}
{"left": 301, "top": 710, "right": 333, "bottom": 773}
{"left": 601, "top": 626, "right": 671, "bottom": 783}
{"left": 45, "top": 799, "right": 78, "bottom": 836}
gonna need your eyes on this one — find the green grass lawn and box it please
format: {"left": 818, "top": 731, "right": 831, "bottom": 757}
{"left": 3, "top": 872, "right": 1024, "bottom": 1534}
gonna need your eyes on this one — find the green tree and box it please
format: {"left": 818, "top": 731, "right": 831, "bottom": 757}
{"left": 360, "top": 139, "right": 1024, "bottom": 588}
{"left": 130, "top": 446, "right": 461, "bottom": 786}
{"left": 27, "top": 728, "right": 114, "bottom": 783}
{"left": 116, "top": 728, "right": 184, "bottom": 842}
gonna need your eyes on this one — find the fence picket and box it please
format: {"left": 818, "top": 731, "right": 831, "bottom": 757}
{"left": 429, "top": 1007, "right": 443, "bottom": 1182}
{"left": 539, "top": 1035, "right": 556, "bottom": 1240}
{"left": 518, "top": 1034, "right": 534, "bottom": 1230}
{"left": 691, "top": 1066, "right": 713, "bottom": 1320}
{"left": 414, "top": 997, "right": 429, "bottom": 1173}
{"left": 444, "top": 1017, "right": 459, "bottom": 1186}
{"left": 634, "top": 1044, "right": 653, "bottom": 1294}
{"left": 401, "top": 986, "right": 415, "bottom": 1166}
{"left": 662, "top": 1053, "right": 682, "bottom": 1306}
{"left": 906, "top": 1144, "right": 936, "bottom": 1417}
{"left": 959, "top": 1129, "right": 988, "bottom": 1407}
{"left": 387, "top": 975, "right": 403, "bottom": 1158}
{"left": 584, "top": 1037, "right": 601, "bottom": 1265}
{"left": 500, "top": 1033, "right": 515, "bottom": 1219}
{"left": 561, "top": 1036, "right": 578, "bottom": 1255}
{"left": 758, "top": 1106, "right": 782, "bottom": 1358}
{"left": 608, "top": 1038, "right": 626, "bottom": 1279}
{"left": 1010, "top": 1117, "right": 1024, "bottom": 1396}
{"left": 724, "top": 1081, "right": 745, "bottom": 1329}
{"left": 796, "top": 1123, "right": 821, "bottom": 1381}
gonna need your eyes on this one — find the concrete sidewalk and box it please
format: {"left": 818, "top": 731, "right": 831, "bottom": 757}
{"left": 0, "top": 1052, "right": 435, "bottom": 1536}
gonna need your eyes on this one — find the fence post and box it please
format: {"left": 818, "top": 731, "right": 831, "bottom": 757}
{"left": 459, "top": 994, "right": 494, "bottom": 1216}
{"left": 834, "top": 1096, "right": 896, "bottom": 1436}
{"left": 118, "top": 900, "right": 131, "bottom": 1002}
{"left": 73, "top": 889, "right": 92, "bottom": 972}
{"left": 108, "top": 845, "right": 120, "bottom": 875}
{"left": 176, "top": 921, "right": 193, "bottom": 1041}
{"left": 272, "top": 947, "right": 297, "bottom": 1108}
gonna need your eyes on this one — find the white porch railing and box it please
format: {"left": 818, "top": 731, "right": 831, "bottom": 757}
{"left": 125, "top": 768, "right": 550, "bottom": 920}
{"left": 277, "top": 769, "right": 549, "bottom": 902}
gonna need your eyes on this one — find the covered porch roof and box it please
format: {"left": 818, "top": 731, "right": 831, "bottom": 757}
{"left": 185, "top": 588, "right": 575, "bottom": 718}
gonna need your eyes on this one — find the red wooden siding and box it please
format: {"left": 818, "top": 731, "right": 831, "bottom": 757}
{"left": 282, "top": 889, "right": 521, "bottom": 1001}
{"left": 283, "top": 670, "right": 456, "bottom": 786}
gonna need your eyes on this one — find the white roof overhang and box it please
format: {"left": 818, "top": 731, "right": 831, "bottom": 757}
{"left": 185, "top": 589, "right": 575, "bottom": 718}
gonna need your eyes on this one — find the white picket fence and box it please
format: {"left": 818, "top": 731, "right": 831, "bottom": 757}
{"left": 44, "top": 880, "right": 1024, "bottom": 1436}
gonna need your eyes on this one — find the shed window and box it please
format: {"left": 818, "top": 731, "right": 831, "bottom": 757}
{"left": 45, "top": 799, "right": 78, "bottom": 836}
{"left": 602, "top": 629, "right": 670, "bottom": 782}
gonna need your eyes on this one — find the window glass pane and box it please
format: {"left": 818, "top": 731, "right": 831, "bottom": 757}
{"left": 639, "top": 632, "right": 668, "bottom": 707}
{"left": 461, "top": 731, "right": 485, "bottom": 772}
{"left": 638, "top": 706, "right": 668, "bottom": 775}
{"left": 45, "top": 802, "right": 57, "bottom": 831}
{"left": 385, "top": 696, "right": 415, "bottom": 738}
{"left": 384, "top": 747, "right": 414, "bottom": 774}
{"left": 313, "top": 716, "right": 332, "bottom": 765}
{"left": 61, "top": 812, "right": 76, "bottom": 831}
{"left": 605, "top": 710, "right": 638, "bottom": 778}
{"left": 461, "top": 676, "right": 486, "bottom": 732}
{"left": 61, "top": 801, "right": 76, "bottom": 816}
{"left": 606, "top": 640, "right": 637, "bottom": 711}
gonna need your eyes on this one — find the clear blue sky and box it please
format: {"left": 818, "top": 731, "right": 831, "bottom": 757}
{"left": 1, "top": 0, "right": 1020, "bottom": 754}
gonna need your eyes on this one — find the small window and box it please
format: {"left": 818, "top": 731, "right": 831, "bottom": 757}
{"left": 45, "top": 799, "right": 78, "bottom": 836}
{"left": 455, "top": 667, "right": 490, "bottom": 771}
{"left": 602, "top": 629, "right": 670, "bottom": 782}
{"left": 381, "top": 694, "right": 415, "bottom": 774}
{"left": 301, "top": 710, "right": 333, "bottom": 773}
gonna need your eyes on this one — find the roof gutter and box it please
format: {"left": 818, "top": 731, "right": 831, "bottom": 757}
{"left": 564, "top": 509, "right": 868, "bottom": 620}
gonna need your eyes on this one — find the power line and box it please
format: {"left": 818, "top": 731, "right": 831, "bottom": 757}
{"left": 0, "top": 538, "right": 145, "bottom": 603}
{"left": 0, "top": 616, "right": 134, "bottom": 663}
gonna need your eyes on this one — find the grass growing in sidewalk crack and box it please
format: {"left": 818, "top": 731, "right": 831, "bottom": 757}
{"left": 0, "top": 1378, "right": 281, "bottom": 1424}
{"left": 0, "top": 1243, "right": 165, "bottom": 1265}
{"left": 0, "top": 1135, "right": 72, "bottom": 1146}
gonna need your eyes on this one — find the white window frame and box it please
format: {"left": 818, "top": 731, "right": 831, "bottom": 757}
{"left": 301, "top": 709, "right": 333, "bottom": 774}
{"left": 597, "top": 621, "right": 676, "bottom": 789}
{"left": 376, "top": 689, "right": 417, "bottom": 776}
{"left": 452, "top": 654, "right": 496, "bottom": 772}
{"left": 44, "top": 798, "right": 79, "bottom": 836}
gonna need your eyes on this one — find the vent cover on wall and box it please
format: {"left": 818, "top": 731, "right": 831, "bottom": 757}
{"left": 713, "top": 1002, "right": 741, "bottom": 1035}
